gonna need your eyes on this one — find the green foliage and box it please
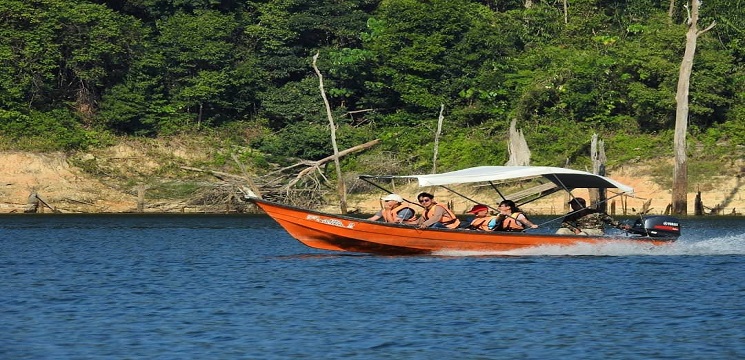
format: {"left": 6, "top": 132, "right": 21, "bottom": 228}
{"left": 607, "top": 130, "right": 674, "bottom": 164}
{"left": 524, "top": 122, "right": 595, "bottom": 167}
{"left": 98, "top": 82, "right": 153, "bottom": 135}
{"left": 325, "top": 47, "right": 376, "bottom": 108}
{"left": 646, "top": 158, "right": 730, "bottom": 192}
{"left": 0, "top": 0, "right": 743, "bottom": 179}
{"left": 363, "top": 0, "right": 506, "bottom": 113}
{"left": 0, "top": 109, "right": 100, "bottom": 150}
{"left": 0, "top": 1, "right": 59, "bottom": 109}
{"left": 146, "top": 181, "right": 202, "bottom": 200}
{"left": 259, "top": 77, "right": 327, "bottom": 129}
{"left": 251, "top": 121, "right": 375, "bottom": 162}
{"left": 433, "top": 130, "right": 507, "bottom": 170}
{"left": 686, "top": 46, "right": 736, "bottom": 128}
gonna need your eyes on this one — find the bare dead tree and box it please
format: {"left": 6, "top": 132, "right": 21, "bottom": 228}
{"left": 590, "top": 134, "right": 607, "bottom": 212}
{"left": 672, "top": 1, "right": 716, "bottom": 215}
{"left": 505, "top": 119, "right": 531, "bottom": 166}
{"left": 668, "top": 0, "right": 675, "bottom": 19}
{"left": 231, "top": 153, "right": 262, "bottom": 199}
{"left": 433, "top": 104, "right": 445, "bottom": 174}
{"left": 246, "top": 139, "right": 379, "bottom": 207}
{"left": 313, "top": 52, "right": 347, "bottom": 214}
{"left": 281, "top": 140, "right": 380, "bottom": 188}
{"left": 563, "top": 0, "right": 568, "bottom": 24}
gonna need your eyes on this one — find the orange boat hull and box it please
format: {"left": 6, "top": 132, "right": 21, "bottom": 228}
{"left": 251, "top": 199, "right": 674, "bottom": 255}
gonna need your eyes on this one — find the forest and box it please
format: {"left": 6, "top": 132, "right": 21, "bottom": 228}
{"left": 1, "top": 0, "right": 743, "bottom": 176}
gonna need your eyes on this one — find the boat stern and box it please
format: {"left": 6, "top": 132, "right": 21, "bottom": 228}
{"left": 628, "top": 215, "right": 681, "bottom": 239}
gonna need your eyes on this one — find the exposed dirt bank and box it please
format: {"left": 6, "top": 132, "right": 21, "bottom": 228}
{"left": 1, "top": 149, "right": 743, "bottom": 216}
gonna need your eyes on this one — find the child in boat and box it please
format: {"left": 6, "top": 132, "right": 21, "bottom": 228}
{"left": 464, "top": 204, "right": 499, "bottom": 230}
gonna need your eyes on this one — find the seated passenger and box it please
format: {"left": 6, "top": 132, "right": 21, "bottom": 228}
{"left": 556, "top": 197, "right": 629, "bottom": 235}
{"left": 494, "top": 200, "right": 538, "bottom": 231}
{"left": 415, "top": 192, "right": 461, "bottom": 229}
{"left": 368, "top": 193, "right": 417, "bottom": 224}
{"left": 464, "top": 204, "right": 498, "bottom": 231}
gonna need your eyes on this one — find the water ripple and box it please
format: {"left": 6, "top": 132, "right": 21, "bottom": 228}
{"left": 1, "top": 215, "right": 744, "bottom": 359}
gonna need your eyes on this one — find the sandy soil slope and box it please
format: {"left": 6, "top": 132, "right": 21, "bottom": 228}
{"left": 0, "top": 152, "right": 137, "bottom": 213}
{"left": 1, "top": 150, "right": 743, "bottom": 216}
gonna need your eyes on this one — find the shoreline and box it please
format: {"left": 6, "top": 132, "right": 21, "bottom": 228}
{"left": 1, "top": 151, "right": 743, "bottom": 216}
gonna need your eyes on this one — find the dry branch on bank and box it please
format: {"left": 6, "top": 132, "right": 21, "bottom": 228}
{"left": 181, "top": 139, "right": 380, "bottom": 209}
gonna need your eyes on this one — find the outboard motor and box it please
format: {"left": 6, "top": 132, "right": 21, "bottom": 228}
{"left": 627, "top": 215, "right": 681, "bottom": 239}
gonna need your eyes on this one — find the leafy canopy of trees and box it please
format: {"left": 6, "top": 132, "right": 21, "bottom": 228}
{"left": 0, "top": 0, "right": 743, "bottom": 171}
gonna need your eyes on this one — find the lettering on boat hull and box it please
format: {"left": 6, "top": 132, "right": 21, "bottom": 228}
{"left": 306, "top": 215, "right": 356, "bottom": 229}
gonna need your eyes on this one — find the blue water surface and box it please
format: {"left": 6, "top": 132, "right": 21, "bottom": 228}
{"left": 1, "top": 214, "right": 744, "bottom": 359}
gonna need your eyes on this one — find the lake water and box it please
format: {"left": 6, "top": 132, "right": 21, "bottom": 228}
{"left": 2, "top": 214, "right": 744, "bottom": 359}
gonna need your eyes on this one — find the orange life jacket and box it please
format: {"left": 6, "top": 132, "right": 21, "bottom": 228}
{"left": 423, "top": 203, "right": 461, "bottom": 229}
{"left": 500, "top": 212, "right": 525, "bottom": 231}
{"left": 382, "top": 204, "right": 418, "bottom": 224}
{"left": 468, "top": 216, "right": 498, "bottom": 231}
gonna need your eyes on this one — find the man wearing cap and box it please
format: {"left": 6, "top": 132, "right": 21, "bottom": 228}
{"left": 556, "top": 197, "right": 629, "bottom": 235}
{"left": 368, "top": 193, "right": 417, "bottom": 224}
{"left": 464, "top": 204, "right": 498, "bottom": 231}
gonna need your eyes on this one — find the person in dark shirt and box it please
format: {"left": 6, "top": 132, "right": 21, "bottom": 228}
{"left": 556, "top": 197, "right": 629, "bottom": 236}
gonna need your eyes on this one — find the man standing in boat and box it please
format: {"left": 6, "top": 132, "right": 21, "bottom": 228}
{"left": 368, "top": 194, "right": 417, "bottom": 224}
{"left": 416, "top": 192, "right": 461, "bottom": 229}
{"left": 557, "top": 197, "right": 630, "bottom": 236}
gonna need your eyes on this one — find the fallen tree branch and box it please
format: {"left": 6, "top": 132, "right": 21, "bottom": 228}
{"left": 180, "top": 166, "right": 249, "bottom": 182}
{"left": 283, "top": 139, "right": 380, "bottom": 189}
{"left": 181, "top": 139, "right": 380, "bottom": 207}
{"left": 265, "top": 139, "right": 381, "bottom": 178}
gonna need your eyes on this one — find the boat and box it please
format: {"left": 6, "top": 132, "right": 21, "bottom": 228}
{"left": 245, "top": 166, "right": 681, "bottom": 255}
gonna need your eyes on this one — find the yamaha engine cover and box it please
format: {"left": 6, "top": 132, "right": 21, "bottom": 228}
{"left": 629, "top": 215, "right": 681, "bottom": 238}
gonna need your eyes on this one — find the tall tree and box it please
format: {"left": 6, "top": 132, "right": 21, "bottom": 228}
{"left": 672, "top": 0, "right": 715, "bottom": 215}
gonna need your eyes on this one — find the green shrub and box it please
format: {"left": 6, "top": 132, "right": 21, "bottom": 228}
{"left": 0, "top": 109, "right": 100, "bottom": 151}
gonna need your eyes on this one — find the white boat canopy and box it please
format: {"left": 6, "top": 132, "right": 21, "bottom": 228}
{"left": 360, "top": 166, "right": 634, "bottom": 194}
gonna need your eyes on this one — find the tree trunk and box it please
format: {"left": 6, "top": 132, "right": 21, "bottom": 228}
{"left": 197, "top": 102, "right": 203, "bottom": 129}
{"left": 432, "top": 104, "right": 444, "bottom": 174}
{"left": 137, "top": 184, "right": 146, "bottom": 213}
{"left": 694, "top": 191, "right": 704, "bottom": 215}
{"left": 672, "top": 1, "right": 715, "bottom": 215}
{"left": 313, "top": 52, "right": 347, "bottom": 214}
{"left": 668, "top": 0, "right": 676, "bottom": 19}
{"left": 590, "top": 134, "right": 607, "bottom": 212}
{"left": 75, "top": 81, "right": 95, "bottom": 127}
{"left": 506, "top": 119, "right": 531, "bottom": 166}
